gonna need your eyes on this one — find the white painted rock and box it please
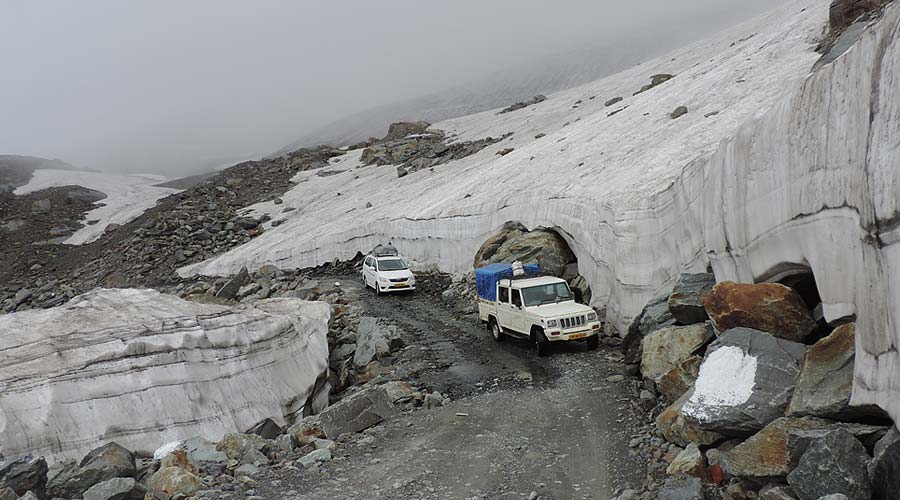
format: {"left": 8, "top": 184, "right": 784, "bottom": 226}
{"left": 682, "top": 328, "right": 806, "bottom": 435}
{"left": 0, "top": 288, "right": 330, "bottom": 464}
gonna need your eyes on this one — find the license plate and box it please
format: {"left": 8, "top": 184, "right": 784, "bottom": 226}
{"left": 391, "top": 283, "right": 407, "bottom": 288}
{"left": 569, "top": 333, "right": 587, "bottom": 340}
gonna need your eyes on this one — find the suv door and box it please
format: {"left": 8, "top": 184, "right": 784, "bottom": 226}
{"left": 363, "top": 257, "right": 374, "bottom": 285}
{"left": 510, "top": 289, "right": 526, "bottom": 332}
{"left": 497, "top": 284, "right": 518, "bottom": 333}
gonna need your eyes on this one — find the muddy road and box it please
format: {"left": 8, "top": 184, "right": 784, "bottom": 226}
{"left": 254, "top": 275, "right": 653, "bottom": 500}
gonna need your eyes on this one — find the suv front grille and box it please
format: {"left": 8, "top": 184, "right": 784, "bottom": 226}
{"left": 389, "top": 278, "right": 407, "bottom": 283}
{"left": 560, "top": 315, "right": 587, "bottom": 329}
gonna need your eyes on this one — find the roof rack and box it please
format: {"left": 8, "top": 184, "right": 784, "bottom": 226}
{"left": 506, "top": 271, "right": 558, "bottom": 281}
{"left": 371, "top": 244, "right": 399, "bottom": 257}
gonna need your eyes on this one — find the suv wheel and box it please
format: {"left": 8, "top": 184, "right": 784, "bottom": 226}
{"left": 533, "top": 327, "right": 550, "bottom": 357}
{"left": 375, "top": 282, "right": 381, "bottom": 295}
{"left": 491, "top": 319, "right": 504, "bottom": 342}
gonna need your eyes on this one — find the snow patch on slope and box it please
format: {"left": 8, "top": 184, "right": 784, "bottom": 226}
{"left": 14, "top": 169, "right": 179, "bottom": 244}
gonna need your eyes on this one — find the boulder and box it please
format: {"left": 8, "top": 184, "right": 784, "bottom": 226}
{"left": 668, "top": 273, "right": 716, "bottom": 324}
{"left": 318, "top": 386, "right": 397, "bottom": 438}
{"left": 384, "top": 121, "right": 430, "bottom": 141}
{"left": 245, "top": 418, "right": 283, "bottom": 440}
{"left": 758, "top": 484, "right": 799, "bottom": 500}
{"left": 658, "top": 477, "right": 703, "bottom": 500}
{"left": 215, "top": 434, "right": 273, "bottom": 462}
{"left": 869, "top": 426, "right": 900, "bottom": 500}
{"left": 723, "top": 417, "right": 886, "bottom": 479}
{"left": 786, "top": 430, "right": 872, "bottom": 500}
{"left": 296, "top": 449, "right": 332, "bottom": 468}
{"left": 641, "top": 323, "right": 713, "bottom": 384}
{"left": 158, "top": 449, "right": 197, "bottom": 475}
{"left": 623, "top": 293, "right": 676, "bottom": 364}
{"left": 181, "top": 437, "right": 227, "bottom": 463}
{"left": 671, "top": 106, "right": 689, "bottom": 119}
{"left": 46, "top": 443, "right": 135, "bottom": 499}
{"left": 286, "top": 416, "right": 326, "bottom": 446}
{"left": 657, "top": 390, "right": 724, "bottom": 447}
{"left": 0, "top": 456, "right": 47, "bottom": 498}
{"left": 353, "top": 317, "right": 403, "bottom": 369}
{"left": 787, "top": 323, "right": 886, "bottom": 420}
{"left": 145, "top": 467, "right": 204, "bottom": 497}
{"left": 682, "top": 328, "right": 807, "bottom": 435}
{"left": 704, "top": 282, "right": 816, "bottom": 342}
{"left": 0, "top": 290, "right": 330, "bottom": 463}
{"left": 473, "top": 224, "right": 575, "bottom": 277}
{"left": 829, "top": 0, "right": 885, "bottom": 31}
{"left": 666, "top": 444, "right": 709, "bottom": 481}
{"left": 658, "top": 356, "right": 702, "bottom": 403}
{"left": 82, "top": 478, "right": 146, "bottom": 500}
{"left": 215, "top": 267, "right": 251, "bottom": 300}
{"left": 0, "top": 487, "right": 17, "bottom": 500}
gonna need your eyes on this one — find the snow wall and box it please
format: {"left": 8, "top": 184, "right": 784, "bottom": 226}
{"left": 0, "top": 289, "right": 331, "bottom": 463}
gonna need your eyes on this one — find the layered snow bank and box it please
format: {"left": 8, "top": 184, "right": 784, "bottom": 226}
{"left": 181, "top": 0, "right": 826, "bottom": 335}
{"left": 703, "top": 3, "right": 900, "bottom": 421}
{"left": 14, "top": 169, "right": 179, "bottom": 244}
{"left": 0, "top": 289, "right": 330, "bottom": 463}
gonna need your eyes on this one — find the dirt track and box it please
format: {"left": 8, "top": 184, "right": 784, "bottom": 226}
{"left": 250, "top": 276, "right": 652, "bottom": 500}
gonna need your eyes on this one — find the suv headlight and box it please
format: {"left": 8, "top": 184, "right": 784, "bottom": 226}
{"left": 587, "top": 312, "right": 598, "bottom": 322}
{"left": 546, "top": 319, "right": 559, "bottom": 327}
{"left": 379, "top": 277, "right": 389, "bottom": 283}
{"left": 408, "top": 275, "right": 416, "bottom": 283}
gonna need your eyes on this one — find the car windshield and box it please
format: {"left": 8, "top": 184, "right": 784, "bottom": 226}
{"left": 377, "top": 258, "right": 408, "bottom": 271}
{"left": 521, "top": 282, "right": 573, "bottom": 306}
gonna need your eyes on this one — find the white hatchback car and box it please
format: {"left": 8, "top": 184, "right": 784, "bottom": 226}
{"left": 361, "top": 253, "right": 416, "bottom": 294}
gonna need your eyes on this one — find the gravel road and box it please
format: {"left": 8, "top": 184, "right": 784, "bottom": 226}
{"left": 248, "top": 275, "right": 652, "bottom": 500}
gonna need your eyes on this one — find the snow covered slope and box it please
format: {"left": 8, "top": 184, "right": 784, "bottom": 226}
{"left": 14, "top": 169, "right": 179, "bottom": 244}
{"left": 0, "top": 289, "right": 330, "bottom": 464}
{"left": 182, "top": 0, "right": 826, "bottom": 332}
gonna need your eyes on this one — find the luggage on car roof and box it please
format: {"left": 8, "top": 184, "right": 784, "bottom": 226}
{"left": 475, "top": 263, "right": 540, "bottom": 301}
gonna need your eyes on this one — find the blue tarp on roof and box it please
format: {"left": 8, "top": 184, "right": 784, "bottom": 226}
{"left": 475, "top": 263, "right": 540, "bottom": 301}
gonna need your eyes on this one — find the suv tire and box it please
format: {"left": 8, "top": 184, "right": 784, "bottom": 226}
{"left": 490, "top": 318, "right": 504, "bottom": 342}
{"left": 533, "top": 327, "right": 550, "bottom": 357}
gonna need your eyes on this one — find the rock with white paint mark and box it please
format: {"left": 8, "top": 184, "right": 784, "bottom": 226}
{"left": 682, "top": 328, "right": 806, "bottom": 436}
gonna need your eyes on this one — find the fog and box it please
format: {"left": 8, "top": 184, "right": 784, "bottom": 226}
{"left": 1, "top": 0, "right": 786, "bottom": 177}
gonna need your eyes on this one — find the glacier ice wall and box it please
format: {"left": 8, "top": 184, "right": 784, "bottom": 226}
{"left": 704, "top": 2, "right": 900, "bottom": 421}
{"left": 181, "top": 0, "right": 826, "bottom": 336}
{"left": 0, "top": 289, "right": 330, "bottom": 463}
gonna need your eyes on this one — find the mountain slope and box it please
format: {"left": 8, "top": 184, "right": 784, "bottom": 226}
{"left": 182, "top": 0, "right": 826, "bottom": 331}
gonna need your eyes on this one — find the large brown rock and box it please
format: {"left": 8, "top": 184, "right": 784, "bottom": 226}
{"left": 145, "top": 467, "right": 204, "bottom": 497}
{"left": 658, "top": 356, "right": 703, "bottom": 403}
{"left": 787, "top": 323, "right": 887, "bottom": 420}
{"left": 657, "top": 389, "right": 724, "bottom": 447}
{"left": 666, "top": 444, "right": 710, "bottom": 481}
{"left": 641, "top": 323, "right": 713, "bottom": 384}
{"left": 704, "top": 282, "right": 816, "bottom": 342}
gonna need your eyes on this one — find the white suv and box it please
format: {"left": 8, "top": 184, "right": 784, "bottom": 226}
{"left": 361, "top": 252, "right": 416, "bottom": 294}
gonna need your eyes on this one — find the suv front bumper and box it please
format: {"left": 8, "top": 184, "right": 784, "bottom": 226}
{"left": 546, "top": 322, "right": 601, "bottom": 341}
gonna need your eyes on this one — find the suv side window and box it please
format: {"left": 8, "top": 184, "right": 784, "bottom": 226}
{"left": 499, "top": 286, "right": 509, "bottom": 303}
{"left": 511, "top": 289, "right": 522, "bottom": 308}
{"left": 365, "top": 257, "right": 371, "bottom": 267}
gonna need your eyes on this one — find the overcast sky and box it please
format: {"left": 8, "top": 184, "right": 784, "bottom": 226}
{"left": 1, "top": 1, "right": 785, "bottom": 176}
